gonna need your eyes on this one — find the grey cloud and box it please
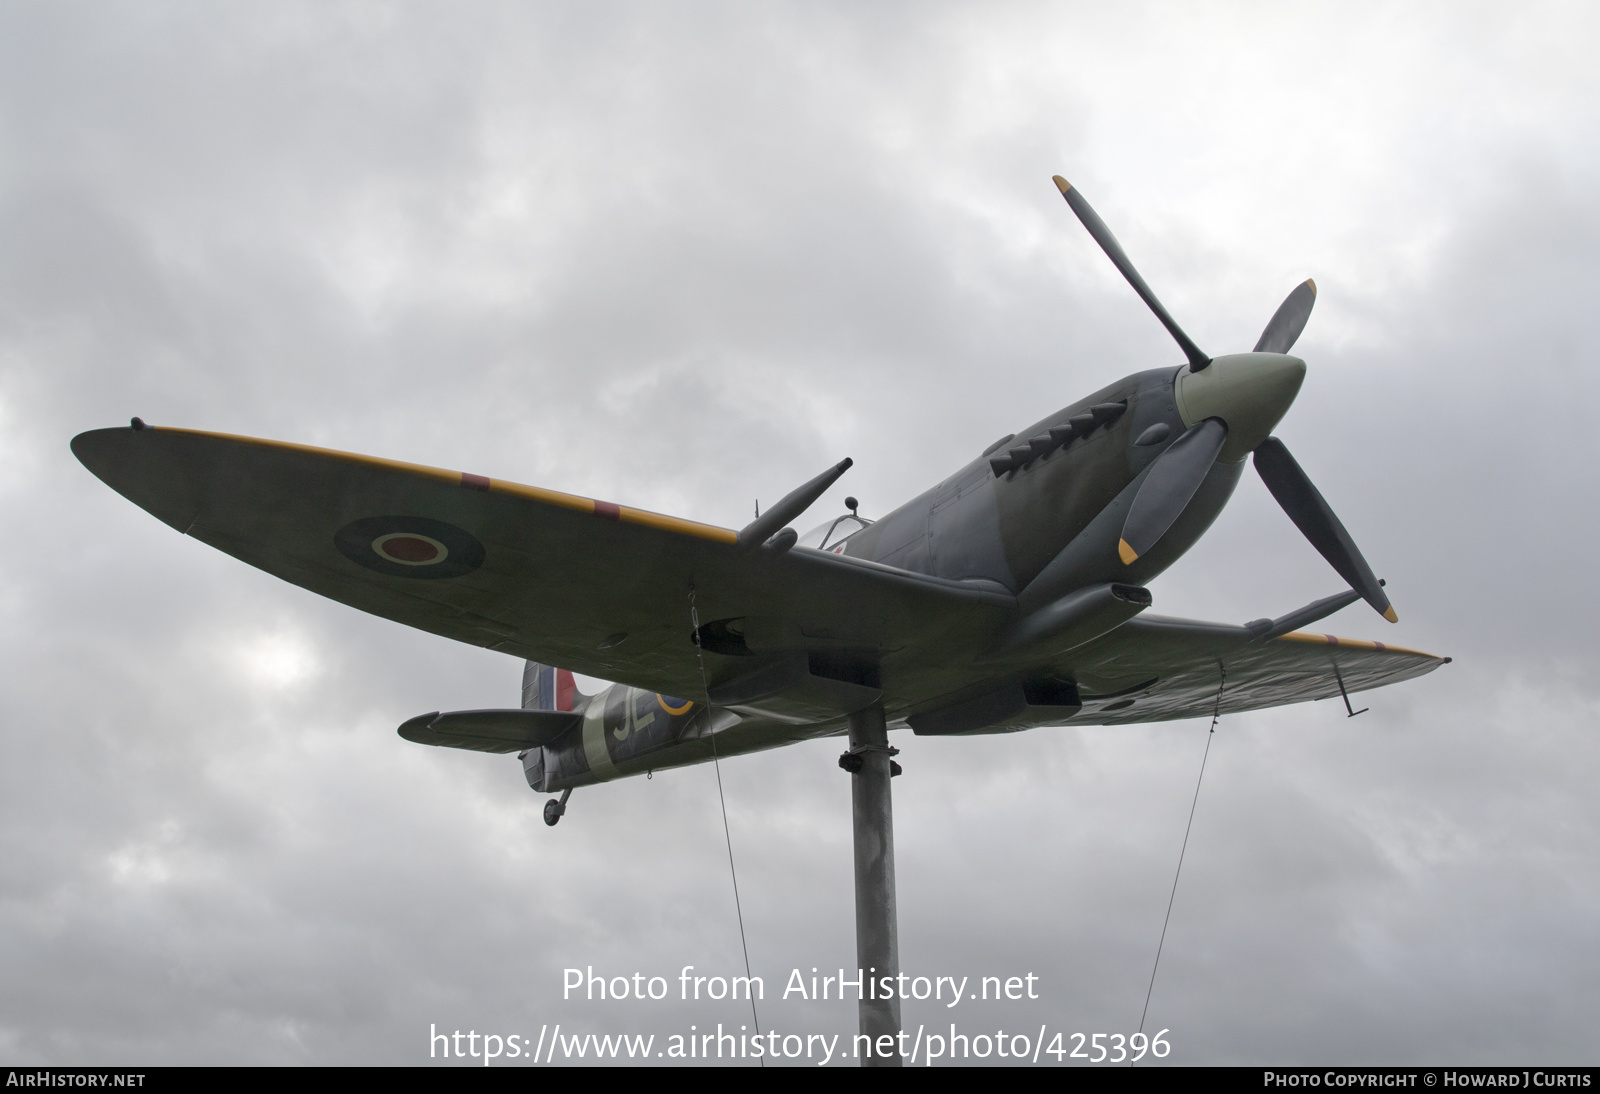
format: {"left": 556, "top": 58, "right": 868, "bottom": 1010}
{"left": 2, "top": 0, "right": 1598, "bottom": 1066}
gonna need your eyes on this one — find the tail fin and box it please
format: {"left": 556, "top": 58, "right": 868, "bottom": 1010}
{"left": 521, "top": 661, "right": 579, "bottom": 712}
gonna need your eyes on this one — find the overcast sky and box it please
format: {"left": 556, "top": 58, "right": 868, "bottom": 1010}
{"left": 3, "top": 0, "right": 1599, "bottom": 1066}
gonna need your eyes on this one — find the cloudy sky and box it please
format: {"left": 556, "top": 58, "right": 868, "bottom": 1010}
{"left": 3, "top": 0, "right": 1598, "bottom": 1066}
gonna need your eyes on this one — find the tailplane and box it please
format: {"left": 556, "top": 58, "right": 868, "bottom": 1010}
{"left": 395, "top": 661, "right": 585, "bottom": 755}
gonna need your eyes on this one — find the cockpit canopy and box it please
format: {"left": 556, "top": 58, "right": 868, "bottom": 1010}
{"left": 797, "top": 513, "right": 872, "bottom": 553}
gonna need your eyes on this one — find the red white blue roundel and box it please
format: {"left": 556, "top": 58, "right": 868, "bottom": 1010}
{"left": 334, "top": 516, "right": 485, "bottom": 579}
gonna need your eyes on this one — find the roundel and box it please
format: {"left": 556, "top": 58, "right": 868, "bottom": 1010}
{"left": 657, "top": 695, "right": 694, "bottom": 716}
{"left": 334, "top": 516, "right": 486, "bottom": 579}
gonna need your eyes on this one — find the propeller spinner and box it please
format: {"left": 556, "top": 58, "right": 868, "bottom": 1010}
{"left": 1052, "top": 176, "right": 1396, "bottom": 623}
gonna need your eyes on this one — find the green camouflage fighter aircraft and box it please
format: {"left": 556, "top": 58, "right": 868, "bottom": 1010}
{"left": 73, "top": 177, "right": 1447, "bottom": 828}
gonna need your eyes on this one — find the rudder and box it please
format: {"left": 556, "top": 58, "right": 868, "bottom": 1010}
{"left": 521, "top": 662, "right": 578, "bottom": 712}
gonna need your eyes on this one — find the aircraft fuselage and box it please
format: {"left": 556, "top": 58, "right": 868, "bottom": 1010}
{"left": 526, "top": 355, "right": 1305, "bottom": 791}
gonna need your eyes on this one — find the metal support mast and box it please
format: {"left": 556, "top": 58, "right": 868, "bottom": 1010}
{"left": 844, "top": 705, "right": 902, "bottom": 1067}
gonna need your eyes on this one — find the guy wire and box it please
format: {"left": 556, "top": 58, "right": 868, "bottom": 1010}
{"left": 689, "top": 586, "right": 763, "bottom": 1059}
{"left": 1137, "top": 663, "right": 1226, "bottom": 1042}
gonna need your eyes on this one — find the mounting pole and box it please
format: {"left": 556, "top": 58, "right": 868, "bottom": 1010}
{"left": 845, "top": 705, "right": 902, "bottom": 1067}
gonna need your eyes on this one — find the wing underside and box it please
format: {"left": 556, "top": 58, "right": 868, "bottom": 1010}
{"left": 1054, "top": 613, "right": 1447, "bottom": 726}
{"left": 71, "top": 425, "right": 1014, "bottom": 702}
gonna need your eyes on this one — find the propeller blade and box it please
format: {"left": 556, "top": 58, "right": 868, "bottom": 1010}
{"left": 1120, "top": 418, "right": 1228, "bottom": 564}
{"left": 1053, "top": 176, "right": 1211, "bottom": 373}
{"left": 1254, "top": 279, "right": 1318, "bottom": 354}
{"left": 1253, "top": 437, "right": 1397, "bottom": 622}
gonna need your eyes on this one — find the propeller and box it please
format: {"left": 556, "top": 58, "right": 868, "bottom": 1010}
{"left": 1118, "top": 418, "right": 1228, "bottom": 564}
{"left": 1254, "top": 278, "right": 1317, "bottom": 354}
{"left": 1052, "top": 176, "right": 1397, "bottom": 623}
{"left": 1053, "top": 176, "right": 1210, "bottom": 373}
{"left": 1253, "top": 438, "right": 1397, "bottom": 621}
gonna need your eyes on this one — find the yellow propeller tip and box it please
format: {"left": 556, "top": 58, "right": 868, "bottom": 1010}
{"left": 1383, "top": 605, "right": 1398, "bottom": 623}
{"left": 1118, "top": 539, "right": 1139, "bottom": 565}
{"left": 1052, "top": 175, "right": 1072, "bottom": 194}
{"left": 1306, "top": 278, "right": 1317, "bottom": 295}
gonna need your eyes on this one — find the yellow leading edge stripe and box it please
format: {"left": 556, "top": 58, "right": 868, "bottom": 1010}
{"left": 1275, "top": 630, "right": 1442, "bottom": 659}
{"left": 153, "top": 427, "right": 740, "bottom": 544}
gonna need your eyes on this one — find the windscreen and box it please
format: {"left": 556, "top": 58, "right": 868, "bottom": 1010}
{"left": 796, "top": 513, "right": 870, "bottom": 551}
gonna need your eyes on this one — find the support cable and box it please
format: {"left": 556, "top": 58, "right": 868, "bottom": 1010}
{"left": 1137, "top": 664, "right": 1226, "bottom": 1041}
{"left": 689, "top": 587, "right": 763, "bottom": 1062}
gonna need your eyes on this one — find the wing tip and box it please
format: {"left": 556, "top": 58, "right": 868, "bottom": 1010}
{"left": 69, "top": 424, "right": 148, "bottom": 483}
{"left": 397, "top": 711, "right": 442, "bottom": 743}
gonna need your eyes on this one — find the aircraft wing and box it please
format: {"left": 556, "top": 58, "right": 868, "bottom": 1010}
{"left": 72, "top": 426, "right": 1014, "bottom": 698}
{"left": 1055, "top": 613, "right": 1449, "bottom": 725}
